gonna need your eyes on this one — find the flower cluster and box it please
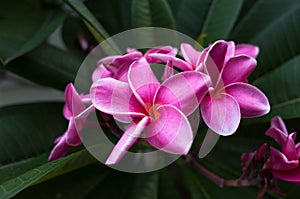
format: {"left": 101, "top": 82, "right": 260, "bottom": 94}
{"left": 239, "top": 116, "right": 300, "bottom": 197}
{"left": 49, "top": 40, "right": 270, "bottom": 164}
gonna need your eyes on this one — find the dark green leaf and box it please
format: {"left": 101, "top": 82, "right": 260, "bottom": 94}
{"left": 131, "top": 172, "right": 159, "bottom": 199}
{"left": 131, "top": 0, "right": 175, "bottom": 29}
{"left": 0, "top": 102, "right": 66, "bottom": 165}
{"left": 0, "top": 1, "right": 66, "bottom": 64}
{"left": 64, "top": 0, "right": 120, "bottom": 54}
{"left": 4, "top": 43, "right": 81, "bottom": 90}
{"left": 174, "top": 0, "right": 211, "bottom": 39}
{"left": 13, "top": 164, "right": 110, "bottom": 199}
{"left": 253, "top": 55, "right": 300, "bottom": 121}
{"left": 200, "top": 0, "right": 243, "bottom": 46}
{"left": 0, "top": 150, "right": 97, "bottom": 199}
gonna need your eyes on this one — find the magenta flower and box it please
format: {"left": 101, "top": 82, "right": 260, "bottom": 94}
{"left": 48, "top": 83, "right": 86, "bottom": 161}
{"left": 266, "top": 116, "right": 300, "bottom": 184}
{"left": 92, "top": 46, "right": 177, "bottom": 82}
{"left": 149, "top": 40, "right": 269, "bottom": 135}
{"left": 200, "top": 40, "right": 270, "bottom": 135}
{"left": 90, "top": 57, "right": 209, "bottom": 164}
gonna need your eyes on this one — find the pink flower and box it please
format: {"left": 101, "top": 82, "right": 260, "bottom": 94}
{"left": 200, "top": 40, "right": 269, "bottom": 135}
{"left": 92, "top": 46, "right": 177, "bottom": 82}
{"left": 48, "top": 83, "right": 86, "bottom": 161}
{"left": 149, "top": 40, "right": 269, "bottom": 135}
{"left": 266, "top": 116, "right": 300, "bottom": 184}
{"left": 90, "top": 57, "right": 209, "bottom": 164}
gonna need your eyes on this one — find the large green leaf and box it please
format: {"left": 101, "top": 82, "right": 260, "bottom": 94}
{"left": 172, "top": 0, "right": 211, "bottom": 39}
{"left": 0, "top": 150, "right": 97, "bottom": 199}
{"left": 3, "top": 43, "right": 82, "bottom": 91}
{"left": 230, "top": 0, "right": 300, "bottom": 81}
{"left": 131, "top": 0, "right": 175, "bottom": 29}
{"left": 0, "top": 1, "right": 66, "bottom": 64}
{"left": 64, "top": 0, "right": 120, "bottom": 54}
{"left": 86, "top": 0, "right": 132, "bottom": 35}
{"left": 13, "top": 164, "right": 109, "bottom": 199}
{"left": 199, "top": 0, "right": 243, "bottom": 46}
{"left": 253, "top": 55, "right": 300, "bottom": 121}
{"left": 0, "top": 103, "right": 66, "bottom": 165}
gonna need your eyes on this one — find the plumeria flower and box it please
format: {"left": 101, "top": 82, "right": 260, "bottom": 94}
{"left": 266, "top": 116, "right": 300, "bottom": 185}
{"left": 92, "top": 46, "right": 177, "bottom": 82}
{"left": 90, "top": 57, "right": 209, "bottom": 164}
{"left": 148, "top": 42, "right": 259, "bottom": 73}
{"left": 48, "top": 83, "right": 92, "bottom": 161}
{"left": 200, "top": 40, "right": 270, "bottom": 135}
{"left": 149, "top": 40, "right": 269, "bottom": 135}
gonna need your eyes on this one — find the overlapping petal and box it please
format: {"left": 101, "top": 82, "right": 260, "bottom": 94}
{"left": 270, "top": 147, "right": 299, "bottom": 171}
{"left": 128, "top": 57, "right": 160, "bottom": 106}
{"left": 48, "top": 134, "right": 69, "bottom": 161}
{"left": 106, "top": 116, "right": 150, "bottom": 165}
{"left": 148, "top": 53, "right": 193, "bottom": 71}
{"left": 221, "top": 55, "right": 257, "bottom": 85}
{"left": 145, "top": 105, "right": 193, "bottom": 154}
{"left": 205, "top": 40, "right": 234, "bottom": 71}
{"left": 92, "top": 64, "right": 113, "bottom": 82}
{"left": 90, "top": 78, "right": 145, "bottom": 118}
{"left": 154, "top": 71, "right": 209, "bottom": 116}
{"left": 235, "top": 44, "right": 259, "bottom": 58}
{"left": 180, "top": 43, "right": 201, "bottom": 67}
{"left": 200, "top": 93, "right": 241, "bottom": 136}
{"left": 145, "top": 45, "right": 177, "bottom": 63}
{"left": 225, "top": 83, "right": 270, "bottom": 118}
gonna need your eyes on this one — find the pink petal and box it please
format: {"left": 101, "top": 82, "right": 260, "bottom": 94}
{"left": 128, "top": 58, "right": 160, "bottom": 106}
{"left": 65, "top": 119, "right": 81, "bottom": 146}
{"left": 154, "top": 71, "right": 209, "bottom": 116}
{"left": 221, "top": 55, "right": 257, "bottom": 85}
{"left": 235, "top": 44, "right": 259, "bottom": 58}
{"left": 163, "top": 60, "right": 174, "bottom": 81}
{"left": 90, "top": 78, "right": 145, "bottom": 118}
{"left": 92, "top": 64, "right": 113, "bottom": 82}
{"left": 97, "top": 55, "right": 119, "bottom": 65}
{"left": 145, "top": 46, "right": 178, "bottom": 63}
{"left": 106, "top": 116, "right": 150, "bottom": 165}
{"left": 205, "top": 40, "right": 234, "bottom": 71}
{"left": 200, "top": 93, "right": 241, "bottom": 136}
{"left": 48, "top": 134, "right": 69, "bottom": 161}
{"left": 296, "top": 142, "right": 300, "bottom": 158}
{"left": 272, "top": 167, "right": 300, "bottom": 183}
{"left": 180, "top": 43, "right": 201, "bottom": 67}
{"left": 270, "top": 147, "right": 298, "bottom": 171}
{"left": 63, "top": 83, "right": 85, "bottom": 118}
{"left": 148, "top": 53, "right": 193, "bottom": 71}
{"left": 225, "top": 82, "right": 270, "bottom": 118}
{"left": 145, "top": 105, "right": 193, "bottom": 154}
{"left": 282, "top": 132, "right": 298, "bottom": 160}
{"left": 270, "top": 116, "right": 288, "bottom": 134}
{"left": 266, "top": 127, "right": 288, "bottom": 148}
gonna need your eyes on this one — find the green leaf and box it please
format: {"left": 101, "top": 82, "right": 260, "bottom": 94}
{"left": 172, "top": 0, "right": 211, "bottom": 39}
{"left": 230, "top": 0, "right": 300, "bottom": 81}
{"left": 0, "top": 1, "right": 66, "bottom": 64}
{"left": 200, "top": 0, "right": 244, "bottom": 46}
{"left": 13, "top": 164, "right": 110, "bottom": 199}
{"left": 0, "top": 150, "right": 97, "bottom": 199}
{"left": 131, "top": 172, "right": 159, "bottom": 199}
{"left": 86, "top": 0, "right": 132, "bottom": 35}
{"left": 3, "top": 43, "right": 81, "bottom": 90}
{"left": 64, "top": 0, "right": 120, "bottom": 54}
{"left": 253, "top": 55, "right": 300, "bottom": 121}
{"left": 131, "top": 0, "right": 175, "bottom": 29}
{"left": 0, "top": 103, "right": 66, "bottom": 165}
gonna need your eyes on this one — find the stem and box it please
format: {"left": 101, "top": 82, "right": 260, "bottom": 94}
{"left": 185, "top": 155, "right": 259, "bottom": 188}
